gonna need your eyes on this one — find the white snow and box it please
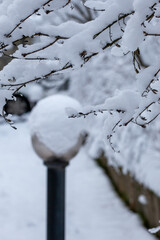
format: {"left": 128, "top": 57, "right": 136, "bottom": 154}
{"left": 0, "top": 122, "right": 46, "bottom": 240}
{"left": 138, "top": 195, "right": 147, "bottom": 205}
{"left": 21, "top": 83, "right": 44, "bottom": 103}
{"left": 29, "top": 95, "right": 84, "bottom": 156}
{"left": 149, "top": 226, "right": 160, "bottom": 234}
{"left": 0, "top": 120, "right": 156, "bottom": 240}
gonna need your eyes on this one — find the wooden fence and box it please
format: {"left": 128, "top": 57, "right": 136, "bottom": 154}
{"left": 97, "top": 156, "right": 160, "bottom": 238}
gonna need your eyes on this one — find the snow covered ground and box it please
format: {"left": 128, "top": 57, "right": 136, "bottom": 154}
{"left": 0, "top": 120, "right": 156, "bottom": 240}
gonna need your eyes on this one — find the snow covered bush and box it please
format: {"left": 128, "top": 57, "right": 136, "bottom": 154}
{"left": 1, "top": 0, "right": 160, "bottom": 142}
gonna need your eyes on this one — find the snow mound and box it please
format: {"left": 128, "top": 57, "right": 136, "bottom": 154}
{"left": 29, "top": 94, "right": 84, "bottom": 158}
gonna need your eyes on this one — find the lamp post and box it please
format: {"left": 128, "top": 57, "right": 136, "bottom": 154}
{"left": 32, "top": 134, "right": 83, "bottom": 240}
{"left": 46, "top": 159, "right": 68, "bottom": 240}
{"left": 30, "top": 95, "right": 85, "bottom": 240}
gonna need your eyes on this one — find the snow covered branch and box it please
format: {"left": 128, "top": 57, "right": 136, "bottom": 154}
{"left": 1, "top": 0, "right": 160, "bottom": 142}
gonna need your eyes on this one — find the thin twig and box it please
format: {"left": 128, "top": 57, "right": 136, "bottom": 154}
{"left": 5, "top": 0, "right": 71, "bottom": 38}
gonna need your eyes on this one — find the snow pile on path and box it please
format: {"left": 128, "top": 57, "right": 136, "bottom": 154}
{"left": 0, "top": 122, "right": 46, "bottom": 240}
{"left": 29, "top": 94, "right": 84, "bottom": 156}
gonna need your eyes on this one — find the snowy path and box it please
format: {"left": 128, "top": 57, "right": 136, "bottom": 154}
{"left": 0, "top": 121, "right": 156, "bottom": 240}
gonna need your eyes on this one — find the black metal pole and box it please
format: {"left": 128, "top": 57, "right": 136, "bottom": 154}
{"left": 46, "top": 160, "right": 68, "bottom": 240}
